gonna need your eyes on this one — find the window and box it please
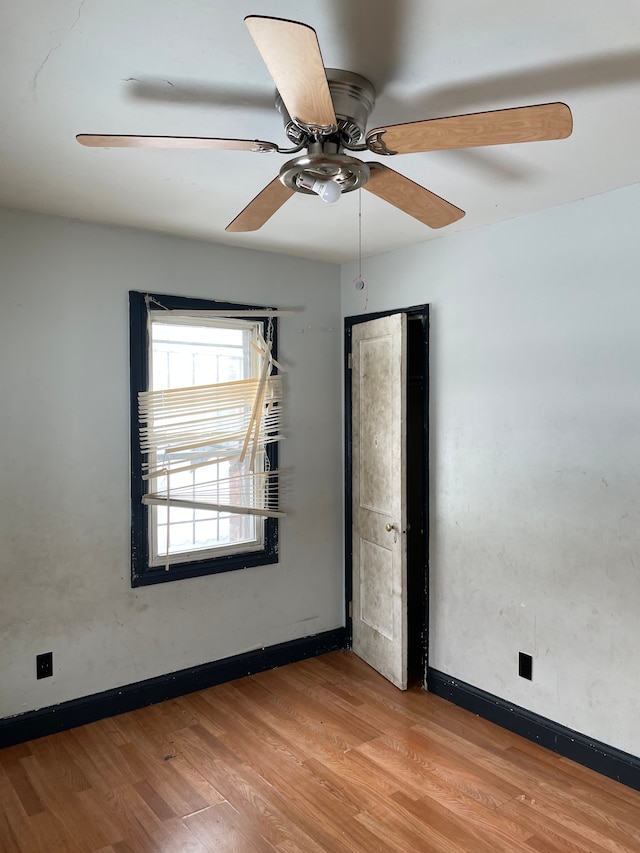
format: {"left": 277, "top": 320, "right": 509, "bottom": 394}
{"left": 130, "top": 292, "right": 280, "bottom": 586}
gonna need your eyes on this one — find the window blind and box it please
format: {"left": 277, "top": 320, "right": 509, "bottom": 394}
{"left": 138, "top": 346, "right": 285, "bottom": 518}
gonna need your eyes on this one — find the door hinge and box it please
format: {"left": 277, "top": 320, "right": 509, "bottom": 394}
{"left": 348, "top": 600, "right": 353, "bottom": 618}
{"left": 347, "top": 352, "right": 352, "bottom": 369}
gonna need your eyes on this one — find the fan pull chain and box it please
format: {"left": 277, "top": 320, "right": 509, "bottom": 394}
{"left": 353, "top": 190, "right": 368, "bottom": 310}
{"left": 358, "top": 188, "right": 362, "bottom": 283}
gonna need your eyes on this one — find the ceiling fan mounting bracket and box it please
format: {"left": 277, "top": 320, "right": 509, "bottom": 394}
{"left": 276, "top": 69, "right": 376, "bottom": 147}
{"left": 291, "top": 119, "right": 338, "bottom": 139}
{"left": 365, "top": 130, "right": 398, "bottom": 156}
{"left": 250, "top": 140, "right": 281, "bottom": 153}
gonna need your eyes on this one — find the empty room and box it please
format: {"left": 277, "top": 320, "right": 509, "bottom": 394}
{"left": 1, "top": 2, "right": 639, "bottom": 851}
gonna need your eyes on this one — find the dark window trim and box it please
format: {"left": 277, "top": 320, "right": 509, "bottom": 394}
{"left": 129, "top": 291, "right": 279, "bottom": 587}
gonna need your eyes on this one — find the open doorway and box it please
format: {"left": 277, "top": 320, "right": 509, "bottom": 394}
{"left": 344, "top": 305, "right": 429, "bottom": 689}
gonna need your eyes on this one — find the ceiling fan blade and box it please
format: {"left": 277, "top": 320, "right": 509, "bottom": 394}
{"left": 367, "top": 103, "right": 572, "bottom": 155}
{"left": 76, "top": 134, "right": 278, "bottom": 152}
{"left": 363, "top": 163, "right": 465, "bottom": 229}
{"left": 225, "top": 178, "right": 295, "bottom": 232}
{"left": 245, "top": 15, "right": 337, "bottom": 132}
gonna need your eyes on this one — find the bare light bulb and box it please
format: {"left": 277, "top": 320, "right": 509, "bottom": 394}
{"left": 297, "top": 174, "right": 341, "bottom": 204}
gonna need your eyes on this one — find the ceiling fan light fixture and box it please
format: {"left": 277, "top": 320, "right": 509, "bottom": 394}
{"left": 296, "top": 173, "right": 342, "bottom": 203}
{"left": 279, "top": 152, "right": 370, "bottom": 201}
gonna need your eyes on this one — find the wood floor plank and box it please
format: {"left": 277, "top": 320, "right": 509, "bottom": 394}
{"left": 498, "top": 794, "right": 635, "bottom": 853}
{"left": 131, "top": 778, "right": 175, "bottom": 822}
{"left": 106, "top": 706, "right": 188, "bottom": 762}
{"left": 52, "top": 793, "right": 118, "bottom": 852}
{"left": 232, "top": 675, "right": 365, "bottom": 754}
{"left": 506, "top": 789, "right": 640, "bottom": 853}
{"left": 408, "top": 721, "right": 526, "bottom": 792}
{"left": 212, "top": 683, "right": 399, "bottom": 832}
{"left": 27, "top": 808, "right": 87, "bottom": 853}
{"left": 351, "top": 735, "right": 533, "bottom": 853}
{"left": 117, "top": 740, "right": 211, "bottom": 817}
{"left": 364, "top": 793, "right": 498, "bottom": 853}
{"left": 503, "top": 747, "right": 640, "bottom": 845}
{"left": 257, "top": 666, "right": 382, "bottom": 745}
{"left": 0, "top": 755, "right": 46, "bottom": 817}
{"left": 304, "top": 751, "right": 400, "bottom": 808}
{"left": 69, "top": 788, "right": 129, "bottom": 849}
{"left": 391, "top": 789, "right": 535, "bottom": 853}
{"left": 169, "top": 725, "right": 329, "bottom": 853}
{"left": 40, "top": 731, "right": 93, "bottom": 792}
{"left": 178, "top": 691, "right": 229, "bottom": 738}
{"left": 0, "top": 743, "right": 32, "bottom": 763}
{"left": 525, "top": 834, "right": 597, "bottom": 853}
{"left": 199, "top": 675, "right": 400, "bottom": 823}
{"left": 19, "top": 741, "right": 92, "bottom": 817}
{"left": 184, "top": 801, "right": 279, "bottom": 853}
{"left": 2, "top": 651, "right": 639, "bottom": 853}
{"left": 567, "top": 782, "right": 640, "bottom": 830}
{"left": 160, "top": 751, "right": 227, "bottom": 808}
{"left": 0, "top": 785, "right": 39, "bottom": 853}
{"left": 178, "top": 723, "right": 395, "bottom": 853}
{"left": 511, "top": 733, "right": 640, "bottom": 809}
{"left": 66, "top": 724, "right": 134, "bottom": 792}
{"left": 99, "top": 783, "right": 178, "bottom": 853}
{"left": 0, "top": 812, "right": 21, "bottom": 853}
{"left": 409, "top": 719, "right": 570, "bottom": 798}
{"left": 150, "top": 816, "right": 210, "bottom": 853}
{"left": 355, "top": 800, "right": 451, "bottom": 853}
{"left": 272, "top": 662, "right": 423, "bottom": 743}
{"left": 379, "top": 728, "right": 522, "bottom": 807}
{"left": 225, "top": 678, "right": 362, "bottom": 765}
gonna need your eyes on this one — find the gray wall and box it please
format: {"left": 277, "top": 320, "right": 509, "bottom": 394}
{"left": 3, "top": 183, "right": 639, "bottom": 761}
{"left": 342, "top": 184, "right": 640, "bottom": 757}
{"left": 0, "top": 208, "right": 343, "bottom": 718}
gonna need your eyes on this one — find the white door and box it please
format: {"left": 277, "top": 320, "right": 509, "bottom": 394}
{"left": 351, "top": 313, "right": 407, "bottom": 690}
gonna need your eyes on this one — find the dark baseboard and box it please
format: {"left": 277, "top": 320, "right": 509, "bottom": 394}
{"left": 0, "top": 627, "right": 348, "bottom": 749}
{"left": 428, "top": 668, "right": 640, "bottom": 793}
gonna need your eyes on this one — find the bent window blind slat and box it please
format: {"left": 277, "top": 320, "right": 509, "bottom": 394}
{"left": 138, "top": 374, "right": 284, "bottom": 518}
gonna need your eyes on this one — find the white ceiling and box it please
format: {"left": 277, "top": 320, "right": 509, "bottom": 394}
{"left": 2, "top": 0, "right": 640, "bottom": 263}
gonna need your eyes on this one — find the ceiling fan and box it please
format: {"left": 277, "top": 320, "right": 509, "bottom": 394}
{"left": 77, "top": 15, "right": 573, "bottom": 233}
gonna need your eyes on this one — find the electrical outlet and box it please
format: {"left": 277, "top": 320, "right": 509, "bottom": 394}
{"left": 519, "top": 652, "right": 533, "bottom": 680}
{"left": 36, "top": 652, "right": 53, "bottom": 679}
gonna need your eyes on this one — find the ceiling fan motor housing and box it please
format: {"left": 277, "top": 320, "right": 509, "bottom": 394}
{"left": 275, "top": 69, "right": 376, "bottom": 146}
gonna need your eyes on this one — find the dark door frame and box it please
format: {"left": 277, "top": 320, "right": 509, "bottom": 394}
{"left": 344, "top": 304, "right": 430, "bottom": 686}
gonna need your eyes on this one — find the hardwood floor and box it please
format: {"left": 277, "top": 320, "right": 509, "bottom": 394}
{"left": 1, "top": 651, "right": 639, "bottom": 853}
